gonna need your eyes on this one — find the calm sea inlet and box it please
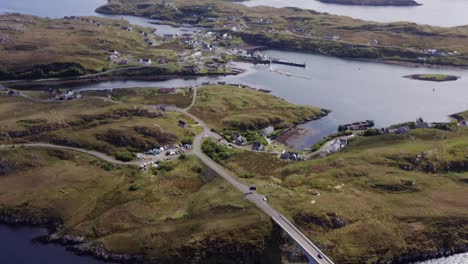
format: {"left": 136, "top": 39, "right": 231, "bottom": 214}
{"left": 1, "top": 0, "right": 468, "bottom": 263}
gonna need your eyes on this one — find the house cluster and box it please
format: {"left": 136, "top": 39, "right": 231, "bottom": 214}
{"left": 63, "top": 16, "right": 102, "bottom": 27}
{"left": 422, "top": 49, "right": 460, "bottom": 56}
{"left": 108, "top": 50, "right": 131, "bottom": 65}
{"left": 139, "top": 160, "right": 160, "bottom": 171}
{"left": 382, "top": 118, "right": 439, "bottom": 135}
{"left": 142, "top": 143, "right": 193, "bottom": 158}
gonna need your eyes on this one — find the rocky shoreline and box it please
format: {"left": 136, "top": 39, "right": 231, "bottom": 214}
{"left": 1, "top": 209, "right": 467, "bottom": 264}
{"left": 0, "top": 210, "right": 144, "bottom": 263}
{"left": 272, "top": 109, "right": 331, "bottom": 150}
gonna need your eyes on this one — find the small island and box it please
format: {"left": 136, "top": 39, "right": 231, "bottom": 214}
{"left": 404, "top": 74, "right": 460, "bottom": 82}
{"left": 317, "top": 0, "right": 421, "bottom": 6}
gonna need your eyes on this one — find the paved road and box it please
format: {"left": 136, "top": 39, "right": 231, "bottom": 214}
{"left": 0, "top": 143, "right": 141, "bottom": 165}
{"left": 191, "top": 130, "right": 334, "bottom": 264}
{"left": 177, "top": 88, "right": 334, "bottom": 264}
{"left": 0, "top": 143, "right": 179, "bottom": 166}
{"left": 1, "top": 86, "right": 334, "bottom": 263}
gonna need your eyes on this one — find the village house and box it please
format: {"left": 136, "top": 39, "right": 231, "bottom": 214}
{"left": 395, "top": 126, "right": 410, "bottom": 134}
{"left": 416, "top": 117, "right": 429, "bottom": 129}
{"left": 207, "top": 65, "right": 218, "bottom": 72}
{"left": 138, "top": 58, "right": 152, "bottom": 65}
{"left": 183, "top": 65, "right": 200, "bottom": 74}
{"left": 328, "top": 138, "right": 348, "bottom": 153}
{"left": 158, "top": 88, "right": 176, "bottom": 94}
{"left": 159, "top": 58, "right": 168, "bottom": 64}
{"left": 251, "top": 141, "right": 265, "bottom": 151}
{"left": 0, "top": 84, "right": 6, "bottom": 91}
{"left": 233, "top": 132, "right": 248, "bottom": 146}
{"left": 261, "top": 126, "right": 275, "bottom": 137}
{"left": 178, "top": 120, "right": 187, "bottom": 128}
{"left": 324, "top": 35, "right": 340, "bottom": 41}
{"left": 281, "top": 151, "right": 300, "bottom": 160}
{"left": 7, "top": 90, "right": 20, "bottom": 97}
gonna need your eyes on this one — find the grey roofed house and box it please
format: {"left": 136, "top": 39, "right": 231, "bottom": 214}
{"left": 261, "top": 126, "right": 275, "bottom": 137}
{"left": 281, "top": 151, "right": 300, "bottom": 160}
{"left": 233, "top": 132, "right": 248, "bottom": 146}
{"left": 0, "top": 84, "right": 5, "bottom": 91}
{"left": 178, "top": 120, "right": 187, "bottom": 127}
{"left": 415, "top": 117, "right": 429, "bottom": 129}
{"left": 182, "top": 65, "right": 200, "bottom": 74}
{"left": 395, "top": 125, "right": 410, "bottom": 134}
{"left": 251, "top": 141, "right": 264, "bottom": 151}
{"left": 7, "top": 90, "right": 20, "bottom": 97}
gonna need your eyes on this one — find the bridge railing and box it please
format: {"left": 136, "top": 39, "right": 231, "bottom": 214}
{"left": 270, "top": 207, "right": 334, "bottom": 264}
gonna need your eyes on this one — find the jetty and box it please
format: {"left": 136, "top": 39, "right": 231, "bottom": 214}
{"left": 338, "top": 120, "right": 375, "bottom": 131}
{"left": 257, "top": 58, "right": 306, "bottom": 68}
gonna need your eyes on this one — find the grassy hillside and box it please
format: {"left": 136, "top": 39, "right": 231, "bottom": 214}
{"left": 0, "top": 14, "right": 179, "bottom": 79}
{"left": 0, "top": 148, "right": 276, "bottom": 263}
{"left": 98, "top": 0, "right": 468, "bottom": 66}
{"left": 189, "top": 85, "right": 324, "bottom": 130}
{"left": 214, "top": 128, "right": 468, "bottom": 263}
{"left": 0, "top": 88, "right": 197, "bottom": 155}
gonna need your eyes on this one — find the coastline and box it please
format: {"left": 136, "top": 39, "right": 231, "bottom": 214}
{"left": 0, "top": 211, "right": 143, "bottom": 263}
{"left": 1, "top": 210, "right": 467, "bottom": 264}
{"left": 94, "top": 7, "right": 468, "bottom": 70}
{"left": 3, "top": 71, "right": 242, "bottom": 90}
{"left": 272, "top": 109, "right": 331, "bottom": 150}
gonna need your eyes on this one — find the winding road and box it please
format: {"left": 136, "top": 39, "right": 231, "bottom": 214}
{"left": 0, "top": 86, "right": 334, "bottom": 264}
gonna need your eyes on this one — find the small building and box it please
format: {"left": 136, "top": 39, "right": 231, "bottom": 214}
{"left": 416, "top": 117, "right": 429, "bottom": 129}
{"left": 139, "top": 58, "right": 152, "bottom": 65}
{"left": 158, "top": 88, "right": 176, "bottom": 94}
{"left": 207, "top": 65, "right": 218, "bottom": 72}
{"left": 184, "top": 144, "right": 193, "bottom": 150}
{"left": 0, "top": 84, "right": 6, "bottom": 91}
{"left": 281, "top": 151, "right": 300, "bottom": 160}
{"left": 251, "top": 141, "right": 264, "bottom": 151}
{"left": 182, "top": 65, "right": 200, "bottom": 74}
{"left": 329, "top": 138, "right": 348, "bottom": 153}
{"left": 261, "top": 126, "right": 275, "bottom": 137}
{"left": 159, "top": 58, "right": 168, "bottom": 64}
{"left": 178, "top": 120, "right": 187, "bottom": 128}
{"left": 7, "top": 90, "right": 20, "bottom": 97}
{"left": 233, "top": 132, "right": 248, "bottom": 146}
{"left": 395, "top": 126, "right": 410, "bottom": 134}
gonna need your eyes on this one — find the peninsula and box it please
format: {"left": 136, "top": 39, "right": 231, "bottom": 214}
{"left": 317, "top": 0, "right": 421, "bottom": 6}
{"left": 96, "top": 0, "right": 468, "bottom": 67}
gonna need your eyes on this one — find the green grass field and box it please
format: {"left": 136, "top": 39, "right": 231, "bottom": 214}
{"left": 0, "top": 90, "right": 198, "bottom": 155}
{"left": 0, "top": 14, "right": 178, "bottom": 78}
{"left": 99, "top": 0, "right": 468, "bottom": 66}
{"left": 214, "top": 128, "right": 468, "bottom": 263}
{"left": 189, "top": 85, "right": 323, "bottom": 131}
{"left": 0, "top": 148, "right": 275, "bottom": 263}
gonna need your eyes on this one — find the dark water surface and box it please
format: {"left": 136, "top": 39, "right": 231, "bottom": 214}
{"left": 1, "top": 1, "right": 468, "bottom": 263}
{"left": 0, "top": 225, "right": 109, "bottom": 264}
